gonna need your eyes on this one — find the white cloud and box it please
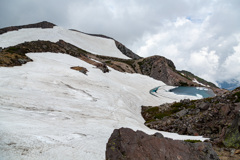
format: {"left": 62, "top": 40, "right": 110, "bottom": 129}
{"left": 220, "top": 35, "right": 240, "bottom": 81}
{"left": 133, "top": 1, "right": 240, "bottom": 85}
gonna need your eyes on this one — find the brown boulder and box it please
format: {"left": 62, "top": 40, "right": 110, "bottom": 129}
{"left": 106, "top": 128, "right": 219, "bottom": 160}
{"left": 220, "top": 104, "right": 230, "bottom": 116}
{"left": 198, "top": 102, "right": 209, "bottom": 110}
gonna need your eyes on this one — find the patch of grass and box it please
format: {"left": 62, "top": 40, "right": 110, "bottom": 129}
{"left": 171, "top": 107, "right": 181, "bottom": 113}
{"left": 177, "top": 71, "right": 192, "bottom": 80}
{"left": 154, "top": 112, "right": 171, "bottom": 119}
{"left": 184, "top": 139, "right": 202, "bottom": 143}
{"left": 145, "top": 119, "right": 156, "bottom": 123}
{"left": 188, "top": 104, "right": 196, "bottom": 109}
{"left": 171, "top": 102, "right": 183, "bottom": 108}
{"left": 169, "top": 101, "right": 196, "bottom": 110}
{"left": 0, "top": 52, "right": 31, "bottom": 66}
{"left": 204, "top": 97, "right": 213, "bottom": 102}
{"left": 146, "top": 107, "right": 159, "bottom": 113}
{"left": 5, "top": 46, "right": 19, "bottom": 53}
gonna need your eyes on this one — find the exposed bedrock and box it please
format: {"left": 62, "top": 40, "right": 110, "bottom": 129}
{"left": 106, "top": 128, "right": 219, "bottom": 160}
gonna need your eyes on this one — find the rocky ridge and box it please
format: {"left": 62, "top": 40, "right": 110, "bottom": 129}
{"left": 0, "top": 39, "right": 219, "bottom": 92}
{"left": 0, "top": 21, "right": 55, "bottom": 35}
{"left": 0, "top": 21, "right": 220, "bottom": 93}
{"left": 0, "top": 40, "right": 109, "bottom": 73}
{"left": 70, "top": 29, "right": 142, "bottom": 60}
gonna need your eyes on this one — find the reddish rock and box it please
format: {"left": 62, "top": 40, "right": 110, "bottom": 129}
{"left": 106, "top": 128, "right": 219, "bottom": 160}
{"left": 220, "top": 104, "right": 230, "bottom": 116}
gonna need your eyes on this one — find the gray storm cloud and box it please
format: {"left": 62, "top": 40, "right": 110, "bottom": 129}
{"left": 1, "top": 0, "right": 240, "bottom": 86}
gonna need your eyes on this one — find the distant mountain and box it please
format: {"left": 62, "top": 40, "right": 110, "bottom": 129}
{"left": 218, "top": 80, "right": 239, "bottom": 90}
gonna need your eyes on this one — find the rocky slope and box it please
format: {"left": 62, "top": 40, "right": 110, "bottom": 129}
{"left": 106, "top": 128, "right": 219, "bottom": 160}
{"left": 0, "top": 40, "right": 109, "bottom": 73}
{"left": 0, "top": 21, "right": 221, "bottom": 94}
{"left": 142, "top": 87, "right": 240, "bottom": 159}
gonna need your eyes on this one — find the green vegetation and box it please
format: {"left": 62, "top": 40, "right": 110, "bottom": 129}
{"left": 5, "top": 46, "right": 19, "bottom": 53}
{"left": 177, "top": 71, "right": 192, "bottom": 80}
{"left": 145, "top": 119, "right": 157, "bottom": 123}
{"left": 170, "top": 101, "right": 196, "bottom": 110}
{"left": 154, "top": 112, "right": 171, "bottom": 119}
{"left": 223, "top": 127, "right": 240, "bottom": 149}
{"left": 232, "top": 91, "right": 240, "bottom": 102}
{"left": 144, "top": 101, "right": 197, "bottom": 122}
{"left": 146, "top": 107, "right": 159, "bottom": 113}
{"left": 204, "top": 97, "right": 214, "bottom": 103}
{"left": 137, "top": 59, "right": 145, "bottom": 66}
{"left": 179, "top": 81, "right": 188, "bottom": 86}
{"left": 184, "top": 139, "right": 202, "bottom": 143}
{"left": 179, "top": 70, "right": 218, "bottom": 88}
{"left": 171, "top": 102, "right": 183, "bottom": 108}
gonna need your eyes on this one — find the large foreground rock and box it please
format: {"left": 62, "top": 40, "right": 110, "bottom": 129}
{"left": 106, "top": 128, "right": 219, "bottom": 160}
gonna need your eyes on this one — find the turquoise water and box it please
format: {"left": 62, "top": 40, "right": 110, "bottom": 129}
{"left": 149, "top": 86, "right": 160, "bottom": 97}
{"left": 169, "top": 86, "right": 215, "bottom": 98}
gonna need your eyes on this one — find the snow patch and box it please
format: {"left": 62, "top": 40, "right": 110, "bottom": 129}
{"left": 193, "top": 78, "right": 206, "bottom": 86}
{"left": 0, "top": 26, "right": 129, "bottom": 59}
{"left": 0, "top": 53, "right": 207, "bottom": 159}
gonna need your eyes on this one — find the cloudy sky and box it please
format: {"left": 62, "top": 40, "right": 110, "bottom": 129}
{"left": 1, "top": 0, "right": 240, "bottom": 87}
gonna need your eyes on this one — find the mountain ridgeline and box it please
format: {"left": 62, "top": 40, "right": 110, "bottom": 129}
{"left": 0, "top": 21, "right": 221, "bottom": 94}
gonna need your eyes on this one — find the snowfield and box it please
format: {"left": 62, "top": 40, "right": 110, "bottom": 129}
{"left": 0, "top": 26, "right": 129, "bottom": 59}
{"left": 0, "top": 52, "right": 207, "bottom": 160}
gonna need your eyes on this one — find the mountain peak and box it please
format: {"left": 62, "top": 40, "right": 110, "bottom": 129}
{"left": 0, "top": 21, "right": 56, "bottom": 35}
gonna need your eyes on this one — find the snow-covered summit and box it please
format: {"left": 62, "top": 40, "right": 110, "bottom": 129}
{"left": 0, "top": 25, "right": 129, "bottom": 59}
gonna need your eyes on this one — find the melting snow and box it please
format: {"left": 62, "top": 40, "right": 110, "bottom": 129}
{"left": 193, "top": 78, "right": 206, "bottom": 86}
{"left": 0, "top": 53, "right": 204, "bottom": 160}
{"left": 0, "top": 26, "right": 129, "bottom": 59}
{"left": 0, "top": 53, "right": 207, "bottom": 159}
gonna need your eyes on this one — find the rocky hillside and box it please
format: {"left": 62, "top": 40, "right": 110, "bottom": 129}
{"left": 0, "top": 21, "right": 222, "bottom": 94}
{"left": 142, "top": 87, "right": 240, "bottom": 159}
{"left": 179, "top": 70, "right": 218, "bottom": 88}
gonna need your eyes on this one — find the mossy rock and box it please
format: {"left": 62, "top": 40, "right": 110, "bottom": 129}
{"left": 184, "top": 139, "right": 202, "bottom": 143}
{"left": 223, "top": 115, "right": 240, "bottom": 149}
{"left": 223, "top": 129, "right": 240, "bottom": 148}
